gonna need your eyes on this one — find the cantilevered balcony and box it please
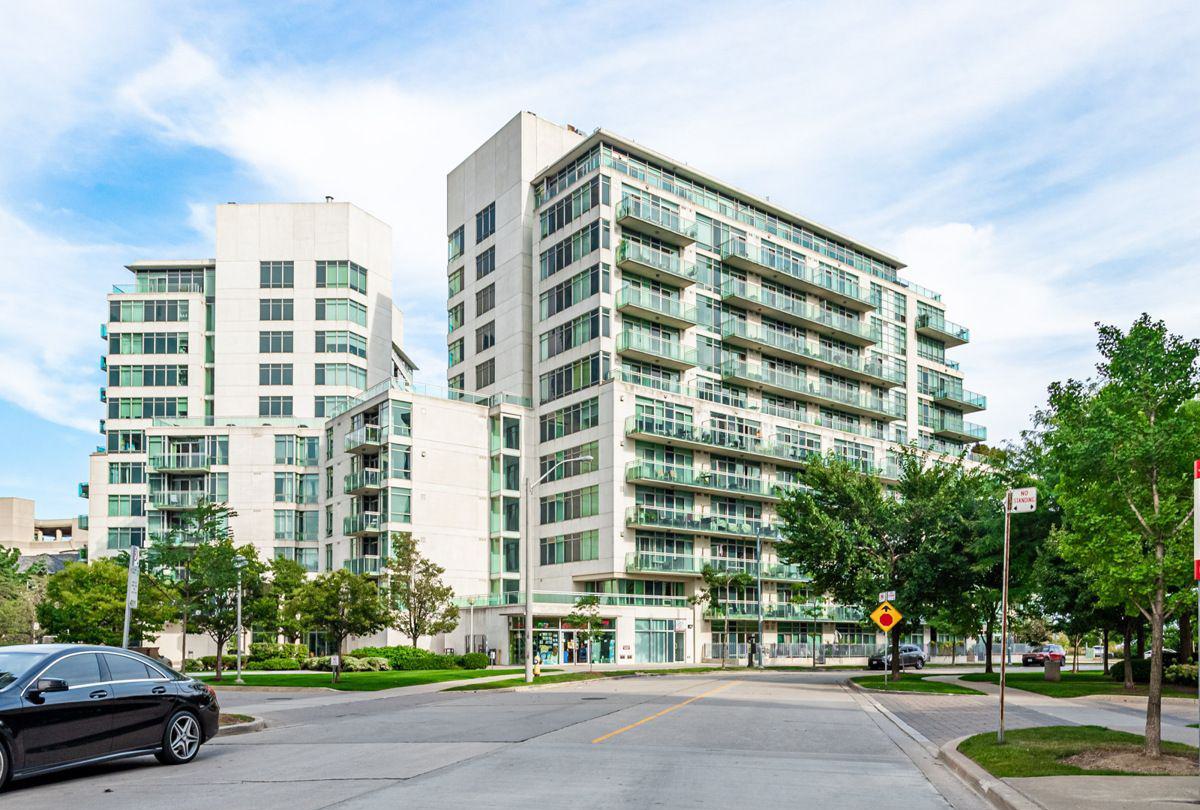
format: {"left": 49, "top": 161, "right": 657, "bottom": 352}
{"left": 623, "top": 415, "right": 821, "bottom": 469}
{"left": 344, "top": 425, "right": 385, "bottom": 453}
{"left": 712, "top": 601, "right": 861, "bottom": 622}
{"left": 625, "top": 506, "right": 780, "bottom": 539}
{"left": 933, "top": 384, "right": 987, "bottom": 414}
{"left": 148, "top": 452, "right": 210, "bottom": 473}
{"left": 150, "top": 490, "right": 205, "bottom": 510}
{"left": 916, "top": 313, "right": 970, "bottom": 347}
{"left": 615, "top": 331, "right": 697, "bottom": 370}
{"left": 344, "top": 556, "right": 383, "bottom": 576}
{"left": 931, "top": 415, "right": 987, "bottom": 443}
{"left": 343, "top": 512, "right": 382, "bottom": 536}
{"left": 721, "top": 360, "right": 904, "bottom": 421}
{"left": 615, "top": 284, "right": 697, "bottom": 329}
{"left": 720, "top": 279, "right": 879, "bottom": 346}
{"left": 624, "top": 551, "right": 808, "bottom": 582}
{"left": 343, "top": 468, "right": 383, "bottom": 495}
{"left": 615, "top": 198, "right": 697, "bottom": 247}
{"left": 719, "top": 238, "right": 874, "bottom": 311}
{"left": 720, "top": 319, "right": 903, "bottom": 387}
{"left": 624, "top": 461, "right": 770, "bottom": 500}
{"left": 615, "top": 240, "right": 696, "bottom": 287}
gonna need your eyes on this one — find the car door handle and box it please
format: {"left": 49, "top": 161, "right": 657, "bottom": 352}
{"left": 89, "top": 689, "right": 108, "bottom": 699}
{"left": 152, "top": 686, "right": 167, "bottom": 695}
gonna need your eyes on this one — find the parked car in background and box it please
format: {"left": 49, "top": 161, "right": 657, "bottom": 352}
{"left": 1092, "top": 645, "right": 1104, "bottom": 657}
{"left": 867, "top": 644, "right": 927, "bottom": 670}
{"left": 0, "top": 644, "right": 220, "bottom": 792}
{"left": 1021, "top": 644, "right": 1066, "bottom": 666}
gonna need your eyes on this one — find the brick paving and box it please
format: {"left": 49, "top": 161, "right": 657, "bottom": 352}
{"left": 870, "top": 691, "right": 1072, "bottom": 745}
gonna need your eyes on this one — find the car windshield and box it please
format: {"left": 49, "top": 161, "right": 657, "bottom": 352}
{"left": 0, "top": 652, "right": 45, "bottom": 690}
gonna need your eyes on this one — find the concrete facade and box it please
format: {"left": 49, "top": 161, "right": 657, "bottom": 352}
{"left": 0, "top": 497, "right": 88, "bottom": 559}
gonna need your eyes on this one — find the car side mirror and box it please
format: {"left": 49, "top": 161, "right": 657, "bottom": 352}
{"left": 32, "top": 677, "right": 68, "bottom": 695}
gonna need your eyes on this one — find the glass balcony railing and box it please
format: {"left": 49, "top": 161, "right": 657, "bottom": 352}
{"left": 623, "top": 415, "right": 822, "bottom": 468}
{"left": 615, "top": 240, "right": 696, "bottom": 286}
{"left": 344, "top": 556, "right": 383, "bottom": 575}
{"left": 148, "top": 453, "right": 210, "bottom": 472}
{"left": 344, "top": 424, "right": 384, "bottom": 452}
{"left": 720, "top": 239, "right": 873, "bottom": 309}
{"left": 615, "top": 331, "right": 696, "bottom": 367}
{"left": 712, "top": 602, "right": 860, "bottom": 622}
{"left": 625, "top": 505, "right": 780, "bottom": 538}
{"left": 615, "top": 284, "right": 696, "bottom": 326}
{"left": 343, "top": 512, "right": 382, "bottom": 535}
{"left": 451, "top": 591, "right": 690, "bottom": 608}
{"left": 616, "top": 198, "right": 697, "bottom": 244}
{"left": 721, "top": 319, "right": 904, "bottom": 386}
{"left": 932, "top": 415, "right": 987, "bottom": 442}
{"left": 150, "top": 491, "right": 205, "bottom": 510}
{"left": 933, "top": 385, "right": 987, "bottom": 412}
{"left": 625, "top": 461, "right": 765, "bottom": 498}
{"left": 916, "top": 313, "right": 970, "bottom": 346}
{"left": 721, "top": 360, "right": 904, "bottom": 420}
{"left": 343, "top": 468, "right": 383, "bottom": 494}
{"left": 623, "top": 552, "right": 809, "bottom": 581}
{"left": 720, "top": 279, "right": 880, "bottom": 344}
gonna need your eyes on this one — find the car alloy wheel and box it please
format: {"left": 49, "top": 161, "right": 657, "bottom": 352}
{"left": 169, "top": 713, "right": 201, "bottom": 760}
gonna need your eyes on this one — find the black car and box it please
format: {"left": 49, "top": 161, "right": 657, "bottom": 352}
{"left": 0, "top": 644, "right": 220, "bottom": 791}
{"left": 867, "top": 643, "right": 927, "bottom": 670}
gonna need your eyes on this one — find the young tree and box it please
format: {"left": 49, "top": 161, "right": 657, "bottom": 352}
{"left": 0, "top": 548, "right": 45, "bottom": 644}
{"left": 565, "top": 594, "right": 604, "bottom": 671}
{"left": 1037, "top": 315, "right": 1199, "bottom": 756}
{"left": 689, "top": 566, "right": 754, "bottom": 669}
{"left": 384, "top": 532, "right": 459, "bottom": 647}
{"left": 37, "top": 559, "right": 174, "bottom": 646}
{"left": 289, "top": 569, "right": 389, "bottom": 682}
{"left": 265, "top": 556, "right": 310, "bottom": 643}
{"left": 188, "top": 540, "right": 269, "bottom": 680}
{"left": 145, "top": 499, "right": 237, "bottom": 669}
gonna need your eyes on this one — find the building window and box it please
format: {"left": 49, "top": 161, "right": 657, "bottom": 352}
{"left": 476, "top": 202, "right": 495, "bottom": 242}
{"left": 108, "top": 332, "right": 188, "bottom": 355}
{"left": 107, "top": 527, "right": 145, "bottom": 550}
{"left": 448, "top": 302, "right": 464, "bottom": 332}
{"left": 260, "top": 261, "right": 294, "bottom": 288}
{"left": 316, "top": 298, "right": 367, "bottom": 326}
{"left": 316, "top": 260, "right": 367, "bottom": 294}
{"left": 259, "top": 396, "right": 293, "bottom": 417}
{"left": 539, "top": 485, "right": 600, "bottom": 524}
{"left": 448, "top": 373, "right": 465, "bottom": 393}
{"left": 475, "top": 246, "right": 495, "bottom": 280}
{"left": 448, "top": 267, "right": 464, "bottom": 298}
{"left": 476, "top": 284, "right": 495, "bottom": 316}
{"left": 314, "top": 396, "right": 352, "bottom": 417}
{"left": 476, "top": 359, "right": 495, "bottom": 389}
{"left": 538, "top": 352, "right": 610, "bottom": 404}
{"left": 259, "top": 298, "right": 294, "bottom": 321}
{"left": 447, "top": 226, "right": 465, "bottom": 261}
{"left": 314, "top": 363, "right": 367, "bottom": 388}
{"left": 259, "top": 331, "right": 294, "bottom": 353}
{"left": 540, "top": 530, "right": 600, "bottom": 565}
{"left": 476, "top": 321, "right": 495, "bottom": 353}
{"left": 107, "top": 494, "right": 145, "bottom": 517}
{"left": 540, "top": 263, "right": 609, "bottom": 319}
{"left": 539, "top": 397, "right": 600, "bottom": 441}
{"left": 448, "top": 338, "right": 464, "bottom": 367}
{"left": 259, "top": 363, "right": 293, "bottom": 386}
{"left": 314, "top": 330, "right": 367, "bottom": 358}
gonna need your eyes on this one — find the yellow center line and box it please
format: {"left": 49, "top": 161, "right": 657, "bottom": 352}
{"left": 591, "top": 680, "right": 739, "bottom": 744}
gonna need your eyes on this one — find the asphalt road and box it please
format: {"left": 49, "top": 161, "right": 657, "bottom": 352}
{"left": 4, "top": 670, "right": 987, "bottom": 809}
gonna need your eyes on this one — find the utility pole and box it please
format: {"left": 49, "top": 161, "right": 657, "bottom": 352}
{"left": 121, "top": 544, "right": 141, "bottom": 649}
{"left": 234, "top": 554, "right": 246, "bottom": 685}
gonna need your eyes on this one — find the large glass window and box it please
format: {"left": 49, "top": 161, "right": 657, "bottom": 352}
{"left": 316, "top": 260, "right": 367, "bottom": 294}
{"left": 259, "top": 298, "right": 294, "bottom": 321}
{"left": 260, "top": 261, "right": 294, "bottom": 288}
{"left": 476, "top": 202, "right": 496, "bottom": 242}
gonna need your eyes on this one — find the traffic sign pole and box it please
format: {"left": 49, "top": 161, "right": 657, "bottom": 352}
{"left": 998, "top": 489, "right": 1012, "bottom": 745}
{"left": 1193, "top": 460, "right": 1198, "bottom": 770}
{"left": 121, "top": 544, "right": 140, "bottom": 649}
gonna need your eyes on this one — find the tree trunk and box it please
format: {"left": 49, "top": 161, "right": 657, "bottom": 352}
{"left": 1144, "top": 578, "right": 1165, "bottom": 757}
{"left": 1102, "top": 627, "right": 1109, "bottom": 672}
{"left": 890, "top": 624, "right": 901, "bottom": 680}
{"left": 1123, "top": 616, "right": 1134, "bottom": 689}
{"left": 721, "top": 618, "right": 728, "bottom": 669}
{"left": 1179, "top": 612, "right": 1192, "bottom": 665}
{"left": 984, "top": 616, "right": 995, "bottom": 675}
{"left": 951, "top": 634, "right": 957, "bottom": 666}
{"left": 213, "top": 639, "right": 224, "bottom": 681}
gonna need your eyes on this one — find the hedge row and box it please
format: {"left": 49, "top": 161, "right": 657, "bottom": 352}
{"left": 185, "top": 645, "right": 489, "bottom": 673}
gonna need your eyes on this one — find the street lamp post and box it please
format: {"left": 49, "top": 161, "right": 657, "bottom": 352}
{"left": 234, "top": 554, "right": 247, "bottom": 685}
{"left": 467, "top": 595, "right": 476, "bottom": 654}
{"left": 525, "top": 454, "right": 594, "bottom": 684}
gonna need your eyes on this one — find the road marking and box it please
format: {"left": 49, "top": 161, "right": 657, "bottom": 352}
{"left": 591, "top": 680, "right": 738, "bottom": 744}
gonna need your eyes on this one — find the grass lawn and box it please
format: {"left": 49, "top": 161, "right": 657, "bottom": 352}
{"left": 219, "top": 713, "right": 254, "bottom": 725}
{"left": 960, "top": 670, "right": 1197, "bottom": 699}
{"left": 442, "top": 666, "right": 719, "bottom": 692}
{"left": 202, "top": 668, "right": 529, "bottom": 692}
{"left": 852, "top": 674, "right": 984, "bottom": 695}
{"left": 958, "top": 725, "right": 1199, "bottom": 777}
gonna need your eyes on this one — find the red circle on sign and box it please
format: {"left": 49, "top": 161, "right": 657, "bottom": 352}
{"left": 879, "top": 614, "right": 893, "bottom": 627}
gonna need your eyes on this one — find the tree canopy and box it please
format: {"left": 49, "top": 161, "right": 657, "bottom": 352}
{"left": 37, "top": 559, "right": 174, "bottom": 646}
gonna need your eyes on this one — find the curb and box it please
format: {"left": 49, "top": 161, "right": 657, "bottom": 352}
{"left": 937, "top": 736, "right": 1043, "bottom": 810}
{"left": 208, "top": 684, "right": 339, "bottom": 693}
{"left": 847, "top": 678, "right": 984, "bottom": 697}
{"left": 218, "top": 717, "right": 267, "bottom": 736}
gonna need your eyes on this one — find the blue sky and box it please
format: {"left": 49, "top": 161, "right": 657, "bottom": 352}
{"left": 2, "top": 0, "right": 1197, "bottom": 518}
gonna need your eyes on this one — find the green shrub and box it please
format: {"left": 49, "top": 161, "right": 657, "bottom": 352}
{"left": 352, "top": 645, "right": 461, "bottom": 671}
{"left": 1166, "top": 664, "right": 1198, "bottom": 686}
{"left": 301, "top": 656, "right": 328, "bottom": 671}
{"left": 248, "top": 642, "right": 309, "bottom": 662}
{"left": 245, "top": 657, "right": 302, "bottom": 671}
{"left": 460, "top": 652, "right": 489, "bottom": 670}
{"left": 1107, "top": 653, "right": 1180, "bottom": 684}
{"left": 301, "top": 655, "right": 377, "bottom": 672}
{"left": 363, "top": 657, "right": 391, "bottom": 671}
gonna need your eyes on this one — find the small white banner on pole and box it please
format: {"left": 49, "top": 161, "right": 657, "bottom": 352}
{"left": 878, "top": 590, "right": 896, "bottom": 602}
{"left": 1008, "top": 487, "right": 1038, "bottom": 513}
{"left": 125, "top": 545, "right": 140, "bottom": 609}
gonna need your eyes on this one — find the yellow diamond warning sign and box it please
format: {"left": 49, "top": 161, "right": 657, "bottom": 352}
{"left": 870, "top": 601, "right": 902, "bottom": 633}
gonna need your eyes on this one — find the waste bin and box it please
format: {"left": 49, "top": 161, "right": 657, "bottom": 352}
{"left": 1044, "top": 659, "right": 1062, "bottom": 681}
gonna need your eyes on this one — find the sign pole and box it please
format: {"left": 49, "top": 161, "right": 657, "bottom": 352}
{"left": 1193, "top": 460, "right": 1198, "bottom": 770}
{"left": 121, "top": 544, "right": 140, "bottom": 649}
{"left": 998, "top": 489, "right": 1012, "bottom": 745}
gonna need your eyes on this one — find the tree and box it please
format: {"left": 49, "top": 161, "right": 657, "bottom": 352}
{"left": 565, "top": 595, "right": 604, "bottom": 671}
{"left": 689, "top": 566, "right": 754, "bottom": 669}
{"left": 384, "top": 532, "right": 459, "bottom": 647}
{"left": 0, "top": 547, "right": 45, "bottom": 644}
{"left": 37, "top": 559, "right": 174, "bottom": 646}
{"left": 1036, "top": 315, "right": 1199, "bottom": 756}
{"left": 145, "top": 499, "right": 237, "bottom": 669}
{"left": 289, "top": 569, "right": 389, "bottom": 682}
{"left": 265, "top": 556, "right": 309, "bottom": 643}
{"left": 188, "top": 540, "right": 269, "bottom": 680}
{"left": 776, "top": 451, "right": 962, "bottom": 678}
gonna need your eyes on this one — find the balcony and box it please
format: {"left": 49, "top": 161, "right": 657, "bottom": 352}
{"left": 721, "top": 360, "right": 904, "bottom": 421}
{"left": 623, "top": 552, "right": 809, "bottom": 582}
{"left": 344, "top": 556, "right": 383, "bottom": 576}
{"left": 932, "top": 415, "right": 987, "bottom": 443}
{"left": 720, "top": 279, "right": 879, "bottom": 346}
{"left": 615, "top": 240, "right": 696, "bottom": 288}
{"left": 624, "top": 461, "right": 770, "bottom": 500}
{"left": 149, "top": 452, "right": 210, "bottom": 473}
{"left": 720, "top": 319, "right": 903, "bottom": 387}
{"left": 150, "top": 491, "right": 205, "bottom": 510}
{"left": 933, "top": 385, "right": 987, "bottom": 414}
{"left": 615, "top": 331, "right": 697, "bottom": 370}
{"left": 615, "top": 284, "right": 696, "bottom": 329}
{"left": 616, "top": 198, "right": 696, "bottom": 247}
{"left": 719, "top": 239, "right": 873, "bottom": 311}
{"left": 344, "top": 512, "right": 382, "bottom": 536}
{"left": 344, "top": 424, "right": 385, "bottom": 453}
{"left": 624, "top": 415, "right": 821, "bottom": 469}
{"left": 916, "top": 313, "right": 970, "bottom": 347}
{"left": 451, "top": 591, "right": 690, "bottom": 609}
{"left": 343, "top": 468, "right": 383, "bottom": 495}
{"left": 712, "top": 601, "right": 860, "bottom": 622}
{"left": 100, "top": 323, "right": 108, "bottom": 340}
{"left": 625, "top": 505, "right": 780, "bottom": 539}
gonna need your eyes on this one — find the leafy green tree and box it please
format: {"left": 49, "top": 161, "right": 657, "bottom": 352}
{"left": 689, "top": 566, "right": 754, "bottom": 669}
{"left": 145, "top": 499, "right": 237, "bottom": 669}
{"left": 565, "top": 595, "right": 604, "bottom": 671}
{"left": 265, "top": 556, "right": 309, "bottom": 643}
{"left": 37, "top": 559, "right": 174, "bottom": 646}
{"left": 0, "top": 547, "right": 44, "bottom": 644}
{"left": 384, "top": 532, "right": 459, "bottom": 647}
{"left": 289, "top": 569, "right": 389, "bottom": 682}
{"left": 188, "top": 540, "right": 269, "bottom": 680}
{"left": 1036, "top": 315, "right": 1199, "bottom": 756}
